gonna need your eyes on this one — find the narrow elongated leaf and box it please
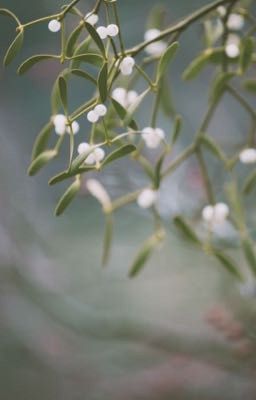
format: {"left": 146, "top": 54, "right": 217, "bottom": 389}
{"left": 210, "top": 71, "right": 235, "bottom": 103}
{"left": 156, "top": 41, "right": 179, "bottom": 82}
{"left": 111, "top": 98, "right": 138, "bottom": 131}
{"left": 154, "top": 153, "right": 165, "bottom": 189}
{"left": 18, "top": 55, "right": 58, "bottom": 75}
{"left": 71, "top": 37, "right": 91, "bottom": 68}
{"left": 243, "top": 79, "right": 256, "bottom": 93}
{"left": 102, "top": 144, "right": 136, "bottom": 167}
{"left": 32, "top": 121, "right": 53, "bottom": 160}
{"left": 243, "top": 169, "right": 256, "bottom": 194}
{"left": 4, "top": 30, "right": 24, "bottom": 66}
{"left": 58, "top": 76, "right": 68, "bottom": 113}
{"left": 55, "top": 179, "right": 81, "bottom": 216}
{"left": 70, "top": 53, "right": 103, "bottom": 67}
{"left": 183, "top": 48, "right": 222, "bottom": 80}
{"left": 27, "top": 149, "right": 57, "bottom": 176}
{"left": 51, "top": 69, "right": 69, "bottom": 114}
{"left": 171, "top": 115, "right": 182, "bottom": 145}
{"left": 242, "top": 238, "right": 256, "bottom": 277}
{"left": 213, "top": 251, "right": 243, "bottom": 281}
{"left": 159, "top": 76, "right": 175, "bottom": 117}
{"left": 199, "top": 136, "right": 226, "bottom": 162}
{"left": 71, "top": 69, "right": 97, "bottom": 85}
{"left": 129, "top": 234, "right": 160, "bottom": 277}
{"left": 102, "top": 215, "right": 113, "bottom": 265}
{"left": 239, "top": 37, "right": 254, "bottom": 74}
{"left": 49, "top": 165, "right": 94, "bottom": 185}
{"left": 84, "top": 21, "right": 105, "bottom": 56}
{"left": 173, "top": 216, "right": 201, "bottom": 245}
{"left": 124, "top": 88, "right": 150, "bottom": 126}
{"left": 66, "top": 24, "right": 83, "bottom": 57}
{"left": 98, "top": 62, "right": 108, "bottom": 102}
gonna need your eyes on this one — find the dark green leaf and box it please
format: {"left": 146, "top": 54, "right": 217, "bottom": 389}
{"left": 49, "top": 165, "right": 94, "bottom": 185}
{"left": 129, "top": 235, "right": 158, "bottom": 277}
{"left": 243, "top": 79, "right": 256, "bottom": 93}
{"left": 4, "top": 30, "right": 24, "bottom": 66}
{"left": 55, "top": 179, "right": 81, "bottom": 216}
{"left": 210, "top": 71, "right": 235, "bottom": 103}
{"left": 159, "top": 76, "right": 175, "bottom": 117}
{"left": 111, "top": 98, "right": 138, "bottom": 131}
{"left": 51, "top": 69, "right": 69, "bottom": 114}
{"left": 183, "top": 48, "right": 223, "bottom": 80}
{"left": 84, "top": 21, "right": 105, "bottom": 56}
{"left": 31, "top": 121, "right": 53, "bottom": 160}
{"left": 241, "top": 238, "right": 256, "bottom": 277}
{"left": 102, "top": 144, "right": 136, "bottom": 167}
{"left": 173, "top": 216, "right": 201, "bottom": 245}
{"left": 18, "top": 54, "right": 58, "bottom": 75}
{"left": 70, "top": 53, "right": 103, "bottom": 67}
{"left": 213, "top": 251, "right": 243, "bottom": 281}
{"left": 171, "top": 115, "right": 182, "bottom": 145}
{"left": 27, "top": 149, "right": 57, "bottom": 176}
{"left": 239, "top": 37, "right": 254, "bottom": 74}
{"left": 71, "top": 69, "right": 97, "bottom": 85}
{"left": 71, "top": 37, "right": 91, "bottom": 68}
{"left": 156, "top": 41, "right": 179, "bottom": 82}
{"left": 66, "top": 23, "right": 84, "bottom": 57}
{"left": 154, "top": 153, "right": 165, "bottom": 189}
{"left": 243, "top": 169, "right": 256, "bottom": 195}
{"left": 58, "top": 76, "right": 68, "bottom": 113}
{"left": 98, "top": 62, "right": 108, "bottom": 102}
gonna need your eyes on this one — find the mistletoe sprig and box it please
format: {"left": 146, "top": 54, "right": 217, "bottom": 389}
{"left": 2, "top": 0, "right": 256, "bottom": 284}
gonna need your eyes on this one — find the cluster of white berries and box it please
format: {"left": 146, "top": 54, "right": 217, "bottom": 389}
{"left": 84, "top": 13, "right": 99, "bottom": 26}
{"left": 225, "top": 34, "right": 240, "bottom": 58}
{"left": 239, "top": 148, "right": 256, "bottom": 164}
{"left": 112, "top": 87, "right": 138, "bottom": 108}
{"left": 52, "top": 114, "right": 80, "bottom": 135}
{"left": 202, "top": 203, "right": 229, "bottom": 224}
{"left": 137, "top": 188, "right": 158, "bottom": 209}
{"left": 141, "top": 127, "right": 165, "bottom": 149}
{"left": 77, "top": 142, "right": 105, "bottom": 165}
{"left": 48, "top": 19, "right": 61, "bottom": 33}
{"left": 144, "top": 28, "right": 167, "bottom": 57}
{"left": 118, "top": 56, "right": 135, "bottom": 76}
{"left": 87, "top": 104, "right": 107, "bottom": 123}
{"left": 96, "top": 24, "right": 119, "bottom": 39}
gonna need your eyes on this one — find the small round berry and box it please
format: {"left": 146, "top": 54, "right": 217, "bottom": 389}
{"left": 93, "top": 147, "right": 105, "bottom": 162}
{"left": 217, "top": 6, "right": 226, "bottom": 17}
{"left": 127, "top": 90, "right": 138, "bottom": 105}
{"left": 66, "top": 120, "right": 80, "bottom": 135}
{"left": 94, "top": 104, "right": 107, "bottom": 117}
{"left": 87, "top": 110, "right": 99, "bottom": 123}
{"left": 227, "top": 14, "right": 244, "bottom": 31}
{"left": 144, "top": 28, "right": 161, "bottom": 41}
{"left": 239, "top": 148, "right": 256, "bottom": 164}
{"left": 52, "top": 114, "right": 67, "bottom": 135}
{"left": 96, "top": 26, "right": 108, "bottom": 39}
{"left": 120, "top": 65, "right": 133, "bottom": 76}
{"left": 85, "top": 13, "right": 99, "bottom": 26}
{"left": 137, "top": 188, "right": 157, "bottom": 209}
{"left": 77, "top": 142, "right": 90, "bottom": 155}
{"left": 48, "top": 19, "right": 61, "bottom": 33}
{"left": 202, "top": 205, "right": 214, "bottom": 222}
{"left": 106, "top": 24, "right": 119, "bottom": 37}
{"left": 121, "top": 56, "right": 135, "bottom": 68}
{"left": 214, "top": 203, "right": 229, "bottom": 222}
{"left": 225, "top": 43, "right": 240, "bottom": 58}
{"left": 112, "top": 87, "right": 127, "bottom": 107}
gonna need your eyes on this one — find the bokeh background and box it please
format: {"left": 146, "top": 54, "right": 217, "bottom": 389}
{"left": 1, "top": 1, "right": 256, "bottom": 399}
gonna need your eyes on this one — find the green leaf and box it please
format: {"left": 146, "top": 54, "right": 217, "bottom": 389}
{"left": 51, "top": 69, "right": 69, "bottom": 114}
{"left": 146, "top": 5, "right": 166, "bottom": 30}
{"left": 159, "top": 76, "right": 175, "bottom": 117}
{"left": 49, "top": 166, "right": 94, "bottom": 185}
{"left": 98, "top": 62, "right": 108, "bottom": 102}
{"left": 243, "top": 79, "right": 256, "bottom": 93}
{"left": 124, "top": 88, "right": 150, "bottom": 126}
{"left": 129, "top": 234, "right": 159, "bottom": 277}
{"left": 102, "top": 144, "right": 136, "bottom": 167}
{"left": 3, "top": 30, "right": 24, "bottom": 66}
{"left": 58, "top": 75, "right": 68, "bottom": 113}
{"left": 71, "top": 37, "right": 91, "bottom": 68}
{"left": 31, "top": 121, "right": 53, "bottom": 160}
{"left": 111, "top": 98, "right": 138, "bottom": 131}
{"left": 182, "top": 48, "right": 222, "bottom": 81}
{"left": 102, "top": 215, "right": 113, "bottom": 265}
{"left": 243, "top": 169, "right": 256, "bottom": 195}
{"left": 213, "top": 251, "right": 243, "bottom": 281}
{"left": 171, "top": 115, "right": 182, "bottom": 145}
{"left": 239, "top": 37, "right": 254, "bottom": 74}
{"left": 27, "top": 149, "right": 57, "bottom": 176}
{"left": 199, "top": 136, "right": 226, "bottom": 163}
{"left": 18, "top": 54, "right": 58, "bottom": 75}
{"left": 71, "top": 69, "right": 97, "bottom": 85}
{"left": 84, "top": 21, "right": 105, "bottom": 56}
{"left": 55, "top": 179, "right": 81, "bottom": 216}
{"left": 0, "top": 8, "right": 20, "bottom": 24}
{"left": 156, "top": 41, "right": 179, "bottom": 82}
{"left": 173, "top": 216, "right": 201, "bottom": 245}
{"left": 210, "top": 71, "right": 235, "bottom": 103}
{"left": 154, "top": 153, "right": 165, "bottom": 189}
{"left": 70, "top": 53, "right": 103, "bottom": 67}
{"left": 241, "top": 238, "right": 256, "bottom": 277}
{"left": 66, "top": 24, "right": 84, "bottom": 57}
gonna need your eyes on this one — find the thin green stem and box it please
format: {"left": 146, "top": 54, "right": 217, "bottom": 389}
{"left": 162, "top": 143, "right": 196, "bottom": 178}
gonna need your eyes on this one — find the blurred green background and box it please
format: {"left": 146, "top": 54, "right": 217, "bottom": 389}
{"left": 1, "top": 1, "right": 256, "bottom": 399}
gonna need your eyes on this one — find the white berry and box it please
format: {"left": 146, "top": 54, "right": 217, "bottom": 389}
{"left": 87, "top": 110, "right": 99, "bottom": 123}
{"left": 137, "top": 189, "right": 157, "bottom": 209}
{"left": 239, "top": 148, "right": 256, "bottom": 164}
{"left": 106, "top": 24, "right": 119, "bottom": 37}
{"left": 85, "top": 13, "right": 99, "bottom": 26}
{"left": 94, "top": 104, "right": 107, "bottom": 117}
{"left": 96, "top": 26, "right": 108, "bottom": 39}
{"left": 48, "top": 19, "right": 61, "bottom": 33}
